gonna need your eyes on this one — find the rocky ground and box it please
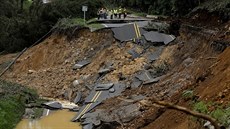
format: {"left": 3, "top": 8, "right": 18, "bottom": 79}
{"left": 0, "top": 15, "right": 230, "bottom": 129}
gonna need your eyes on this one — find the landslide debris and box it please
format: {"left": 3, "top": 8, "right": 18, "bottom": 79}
{"left": 2, "top": 29, "right": 156, "bottom": 99}
{"left": 1, "top": 19, "right": 229, "bottom": 129}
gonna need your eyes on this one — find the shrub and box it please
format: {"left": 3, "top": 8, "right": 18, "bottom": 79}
{"left": 0, "top": 80, "right": 39, "bottom": 129}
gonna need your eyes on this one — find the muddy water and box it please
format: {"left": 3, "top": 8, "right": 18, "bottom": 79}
{"left": 15, "top": 110, "right": 81, "bottom": 129}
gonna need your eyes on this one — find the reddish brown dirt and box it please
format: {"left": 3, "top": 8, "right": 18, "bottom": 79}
{"left": 1, "top": 29, "right": 156, "bottom": 99}
{"left": 96, "top": 23, "right": 230, "bottom": 129}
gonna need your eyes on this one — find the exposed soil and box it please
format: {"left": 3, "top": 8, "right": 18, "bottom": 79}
{"left": 1, "top": 14, "right": 230, "bottom": 129}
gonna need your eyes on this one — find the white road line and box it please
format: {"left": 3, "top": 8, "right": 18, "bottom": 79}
{"left": 102, "top": 24, "right": 108, "bottom": 28}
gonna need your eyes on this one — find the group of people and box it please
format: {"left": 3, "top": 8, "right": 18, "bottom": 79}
{"left": 97, "top": 7, "right": 127, "bottom": 20}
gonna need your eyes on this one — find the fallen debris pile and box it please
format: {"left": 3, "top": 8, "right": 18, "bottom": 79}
{"left": 1, "top": 18, "right": 230, "bottom": 129}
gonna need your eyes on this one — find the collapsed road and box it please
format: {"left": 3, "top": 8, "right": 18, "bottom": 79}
{"left": 68, "top": 21, "right": 176, "bottom": 129}
{"left": 2, "top": 16, "right": 230, "bottom": 129}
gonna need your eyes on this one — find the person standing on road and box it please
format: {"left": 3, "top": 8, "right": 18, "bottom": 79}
{"left": 118, "top": 7, "right": 122, "bottom": 19}
{"left": 109, "top": 9, "right": 114, "bottom": 19}
{"left": 102, "top": 8, "right": 107, "bottom": 19}
{"left": 114, "top": 9, "right": 118, "bottom": 18}
{"left": 97, "top": 8, "right": 103, "bottom": 20}
{"left": 123, "top": 7, "right": 127, "bottom": 19}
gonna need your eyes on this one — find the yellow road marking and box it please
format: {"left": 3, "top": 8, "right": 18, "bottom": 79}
{"left": 93, "top": 91, "right": 102, "bottom": 102}
{"left": 76, "top": 91, "right": 102, "bottom": 119}
{"left": 91, "top": 91, "right": 100, "bottom": 102}
{"left": 76, "top": 103, "right": 92, "bottom": 119}
{"left": 136, "top": 24, "right": 141, "bottom": 38}
{"left": 133, "top": 23, "right": 141, "bottom": 40}
{"left": 76, "top": 91, "right": 99, "bottom": 118}
{"left": 133, "top": 23, "right": 138, "bottom": 39}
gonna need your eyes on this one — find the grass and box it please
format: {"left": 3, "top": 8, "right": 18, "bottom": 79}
{"left": 0, "top": 80, "right": 40, "bottom": 129}
{"left": 87, "top": 23, "right": 105, "bottom": 31}
{"left": 86, "top": 18, "right": 97, "bottom": 24}
{"left": 193, "top": 101, "right": 230, "bottom": 127}
{"left": 53, "top": 18, "right": 86, "bottom": 30}
{"left": 53, "top": 17, "right": 105, "bottom": 32}
{"left": 0, "top": 97, "right": 25, "bottom": 129}
{"left": 182, "top": 90, "right": 194, "bottom": 100}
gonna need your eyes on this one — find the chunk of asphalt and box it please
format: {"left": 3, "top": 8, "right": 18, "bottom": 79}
{"left": 147, "top": 47, "right": 164, "bottom": 62}
{"left": 135, "top": 70, "right": 153, "bottom": 82}
{"left": 42, "top": 101, "right": 62, "bottom": 109}
{"left": 73, "top": 60, "right": 91, "bottom": 70}
{"left": 95, "top": 83, "right": 114, "bottom": 91}
{"left": 69, "top": 107, "right": 80, "bottom": 112}
{"left": 98, "top": 68, "right": 112, "bottom": 74}
{"left": 143, "top": 31, "right": 176, "bottom": 45}
{"left": 81, "top": 112, "right": 101, "bottom": 126}
{"left": 113, "top": 103, "right": 141, "bottom": 123}
{"left": 83, "top": 123, "right": 93, "bottom": 129}
{"left": 131, "top": 77, "right": 142, "bottom": 88}
{"left": 143, "top": 77, "right": 160, "bottom": 85}
{"left": 73, "top": 91, "right": 82, "bottom": 104}
{"left": 144, "top": 76, "right": 163, "bottom": 85}
{"left": 108, "top": 83, "right": 126, "bottom": 98}
{"left": 72, "top": 101, "right": 101, "bottom": 122}
{"left": 112, "top": 24, "right": 148, "bottom": 42}
{"left": 128, "top": 49, "right": 140, "bottom": 59}
{"left": 85, "top": 90, "right": 97, "bottom": 103}
{"left": 72, "top": 83, "right": 126, "bottom": 122}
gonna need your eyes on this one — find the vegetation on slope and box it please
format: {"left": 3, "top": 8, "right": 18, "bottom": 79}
{"left": 0, "top": 80, "right": 39, "bottom": 129}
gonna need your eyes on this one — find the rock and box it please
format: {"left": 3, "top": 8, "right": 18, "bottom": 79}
{"left": 28, "top": 70, "right": 36, "bottom": 74}
{"left": 73, "top": 80, "right": 80, "bottom": 87}
{"left": 183, "top": 57, "right": 193, "bottom": 67}
{"left": 42, "top": 101, "right": 62, "bottom": 109}
{"left": 23, "top": 108, "right": 35, "bottom": 119}
{"left": 73, "top": 91, "right": 82, "bottom": 104}
{"left": 204, "top": 121, "right": 214, "bottom": 129}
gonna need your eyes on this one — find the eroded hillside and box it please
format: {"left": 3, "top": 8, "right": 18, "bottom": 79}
{"left": 1, "top": 19, "right": 230, "bottom": 129}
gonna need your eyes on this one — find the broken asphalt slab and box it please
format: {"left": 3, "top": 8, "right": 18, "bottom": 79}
{"left": 128, "top": 49, "right": 140, "bottom": 59}
{"left": 95, "top": 83, "right": 114, "bottom": 91}
{"left": 82, "top": 123, "right": 93, "bottom": 129}
{"left": 73, "top": 91, "right": 82, "bottom": 104}
{"left": 147, "top": 46, "right": 164, "bottom": 62}
{"left": 73, "top": 60, "right": 91, "bottom": 70}
{"left": 42, "top": 101, "right": 62, "bottom": 109}
{"left": 80, "top": 103, "right": 141, "bottom": 128}
{"left": 112, "top": 24, "right": 148, "bottom": 42}
{"left": 72, "top": 83, "right": 126, "bottom": 122}
{"left": 131, "top": 77, "right": 142, "bottom": 88}
{"left": 71, "top": 101, "right": 101, "bottom": 122}
{"left": 143, "top": 31, "right": 176, "bottom": 45}
{"left": 135, "top": 70, "right": 153, "bottom": 82}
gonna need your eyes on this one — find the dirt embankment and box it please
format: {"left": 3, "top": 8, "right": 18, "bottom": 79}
{"left": 2, "top": 29, "right": 155, "bottom": 99}
{"left": 2, "top": 30, "right": 116, "bottom": 98}
{"left": 1, "top": 19, "right": 229, "bottom": 129}
{"left": 115, "top": 25, "right": 230, "bottom": 129}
